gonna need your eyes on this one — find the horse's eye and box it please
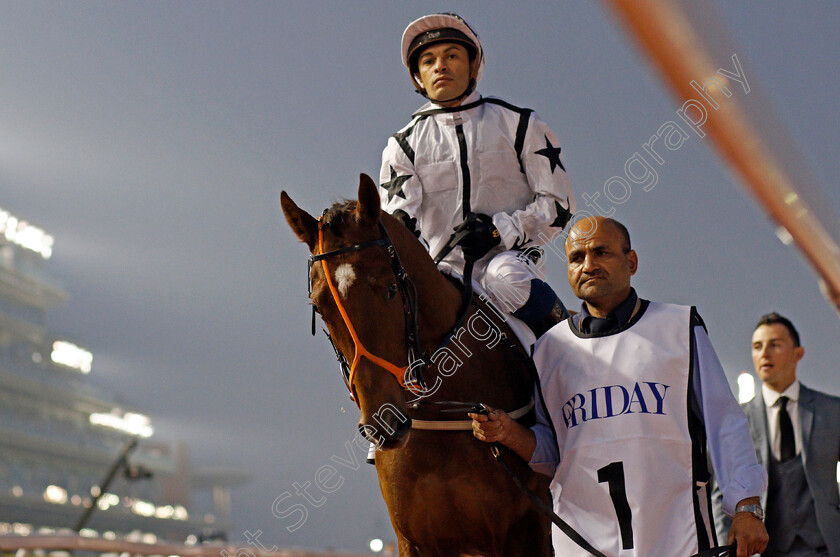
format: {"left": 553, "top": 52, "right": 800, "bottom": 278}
{"left": 385, "top": 283, "right": 399, "bottom": 302}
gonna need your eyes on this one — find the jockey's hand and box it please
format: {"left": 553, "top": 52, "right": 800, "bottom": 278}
{"left": 392, "top": 209, "right": 421, "bottom": 239}
{"left": 458, "top": 213, "right": 500, "bottom": 261}
{"left": 728, "top": 498, "right": 768, "bottom": 557}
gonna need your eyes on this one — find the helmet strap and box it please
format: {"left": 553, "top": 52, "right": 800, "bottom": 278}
{"left": 418, "top": 79, "right": 476, "bottom": 105}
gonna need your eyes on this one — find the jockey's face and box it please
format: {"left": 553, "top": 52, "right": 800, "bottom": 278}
{"left": 416, "top": 42, "right": 472, "bottom": 106}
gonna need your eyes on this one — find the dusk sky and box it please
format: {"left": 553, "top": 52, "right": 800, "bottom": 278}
{"left": 1, "top": 1, "right": 838, "bottom": 552}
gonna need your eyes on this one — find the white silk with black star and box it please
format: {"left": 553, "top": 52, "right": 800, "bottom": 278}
{"left": 378, "top": 91, "right": 576, "bottom": 273}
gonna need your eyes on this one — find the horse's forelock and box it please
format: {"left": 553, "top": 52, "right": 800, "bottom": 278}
{"left": 322, "top": 198, "right": 385, "bottom": 237}
{"left": 321, "top": 200, "right": 357, "bottom": 233}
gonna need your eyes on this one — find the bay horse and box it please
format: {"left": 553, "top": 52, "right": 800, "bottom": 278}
{"left": 281, "top": 174, "right": 552, "bottom": 556}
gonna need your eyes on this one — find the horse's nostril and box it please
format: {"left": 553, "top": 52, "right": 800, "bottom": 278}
{"left": 359, "top": 423, "right": 380, "bottom": 444}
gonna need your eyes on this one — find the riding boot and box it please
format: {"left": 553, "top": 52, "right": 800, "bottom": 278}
{"left": 524, "top": 298, "right": 569, "bottom": 338}
{"left": 512, "top": 279, "right": 570, "bottom": 338}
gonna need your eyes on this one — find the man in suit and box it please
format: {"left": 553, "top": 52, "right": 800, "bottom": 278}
{"left": 714, "top": 312, "right": 840, "bottom": 556}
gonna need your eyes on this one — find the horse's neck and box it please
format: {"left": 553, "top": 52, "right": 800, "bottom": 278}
{"left": 398, "top": 245, "right": 524, "bottom": 399}
{"left": 388, "top": 223, "right": 463, "bottom": 345}
{"left": 388, "top": 220, "right": 533, "bottom": 407}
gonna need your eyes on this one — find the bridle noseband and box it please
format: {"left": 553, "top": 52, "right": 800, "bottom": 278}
{"left": 309, "top": 215, "right": 428, "bottom": 405}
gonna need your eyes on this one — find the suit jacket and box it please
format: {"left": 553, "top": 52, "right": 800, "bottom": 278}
{"left": 712, "top": 384, "right": 840, "bottom": 555}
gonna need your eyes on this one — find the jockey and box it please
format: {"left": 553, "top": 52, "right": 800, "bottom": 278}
{"left": 379, "top": 12, "right": 576, "bottom": 337}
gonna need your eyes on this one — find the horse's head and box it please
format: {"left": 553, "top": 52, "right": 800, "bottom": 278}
{"left": 281, "top": 174, "right": 419, "bottom": 449}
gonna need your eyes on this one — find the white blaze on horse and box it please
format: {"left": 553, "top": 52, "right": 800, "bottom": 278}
{"left": 281, "top": 174, "right": 552, "bottom": 557}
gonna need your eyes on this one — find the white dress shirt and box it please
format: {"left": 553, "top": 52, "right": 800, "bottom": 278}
{"left": 762, "top": 380, "right": 802, "bottom": 460}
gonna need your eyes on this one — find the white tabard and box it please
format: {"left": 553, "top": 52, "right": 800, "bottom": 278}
{"left": 533, "top": 302, "right": 706, "bottom": 556}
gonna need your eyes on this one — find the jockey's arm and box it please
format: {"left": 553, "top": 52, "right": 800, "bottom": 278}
{"left": 379, "top": 135, "right": 424, "bottom": 239}
{"left": 493, "top": 113, "right": 575, "bottom": 252}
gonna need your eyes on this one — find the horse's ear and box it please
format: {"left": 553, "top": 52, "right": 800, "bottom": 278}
{"left": 356, "top": 173, "right": 381, "bottom": 226}
{"left": 281, "top": 190, "right": 318, "bottom": 251}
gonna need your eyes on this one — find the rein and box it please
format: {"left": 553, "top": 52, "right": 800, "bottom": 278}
{"left": 409, "top": 397, "right": 535, "bottom": 431}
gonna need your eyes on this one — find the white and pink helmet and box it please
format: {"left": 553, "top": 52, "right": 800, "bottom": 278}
{"left": 401, "top": 12, "right": 485, "bottom": 100}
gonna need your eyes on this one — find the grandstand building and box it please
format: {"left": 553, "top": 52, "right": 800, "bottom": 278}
{"left": 0, "top": 205, "right": 245, "bottom": 541}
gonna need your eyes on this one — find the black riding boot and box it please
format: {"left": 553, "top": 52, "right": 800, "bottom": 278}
{"left": 525, "top": 298, "right": 569, "bottom": 338}
{"left": 511, "top": 279, "right": 570, "bottom": 338}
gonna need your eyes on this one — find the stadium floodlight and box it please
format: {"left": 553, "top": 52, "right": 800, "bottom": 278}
{"left": 0, "top": 207, "right": 54, "bottom": 259}
{"left": 737, "top": 372, "right": 756, "bottom": 404}
{"left": 51, "top": 341, "right": 93, "bottom": 374}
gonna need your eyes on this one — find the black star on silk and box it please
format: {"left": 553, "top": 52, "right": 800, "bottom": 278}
{"left": 380, "top": 166, "right": 411, "bottom": 202}
{"left": 535, "top": 135, "right": 566, "bottom": 173}
{"left": 510, "top": 235, "right": 530, "bottom": 251}
{"left": 550, "top": 198, "right": 572, "bottom": 228}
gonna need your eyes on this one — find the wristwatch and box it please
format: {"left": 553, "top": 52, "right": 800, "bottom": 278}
{"left": 735, "top": 503, "right": 765, "bottom": 521}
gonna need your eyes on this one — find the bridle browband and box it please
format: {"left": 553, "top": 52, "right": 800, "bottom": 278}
{"left": 309, "top": 215, "right": 429, "bottom": 405}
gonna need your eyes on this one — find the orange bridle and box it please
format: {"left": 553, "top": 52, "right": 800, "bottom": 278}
{"left": 312, "top": 219, "right": 418, "bottom": 403}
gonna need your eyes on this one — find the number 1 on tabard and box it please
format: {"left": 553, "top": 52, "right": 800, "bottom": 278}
{"left": 597, "top": 461, "right": 634, "bottom": 549}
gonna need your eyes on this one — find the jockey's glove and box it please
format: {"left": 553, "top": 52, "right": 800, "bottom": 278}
{"left": 458, "top": 213, "right": 501, "bottom": 261}
{"left": 392, "top": 209, "right": 421, "bottom": 239}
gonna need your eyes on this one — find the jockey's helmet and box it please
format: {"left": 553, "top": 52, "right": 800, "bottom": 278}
{"left": 401, "top": 13, "right": 484, "bottom": 102}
